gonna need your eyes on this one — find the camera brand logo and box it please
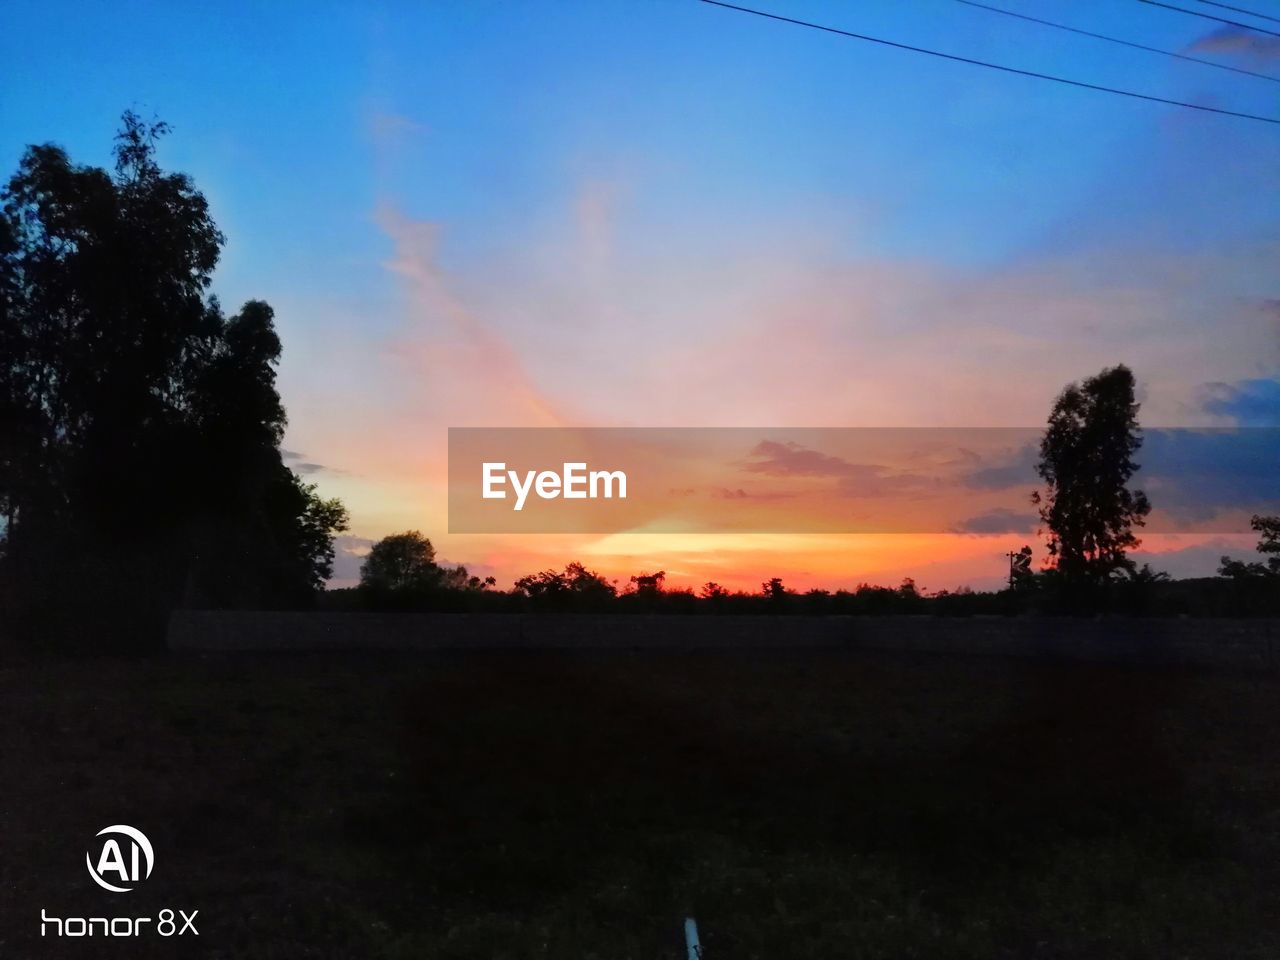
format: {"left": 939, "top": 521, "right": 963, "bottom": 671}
{"left": 41, "top": 823, "right": 198, "bottom": 938}
{"left": 86, "top": 825, "right": 153, "bottom": 893}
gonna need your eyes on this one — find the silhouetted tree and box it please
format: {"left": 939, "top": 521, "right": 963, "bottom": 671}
{"left": 360, "top": 531, "right": 440, "bottom": 594}
{"left": 761, "top": 577, "right": 788, "bottom": 600}
{"left": 1126, "top": 563, "right": 1169, "bottom": 584}
{"left": 355, "top": 531, "right": 494, "bottom": 609}
{"left": 1219, "top": 515, "right": 1280, "bottom": 579}
{"left": 760, "top": 577, "right": 795, "bottom": 611}
{"left": 182, "top": 299, "right": 348, "bottom": 606}
{"left": 1033, "top": 365, "right": 1151, "bottom": 594}
{"left": 0, "top": 113, "right": 346, "bottom": 645}
{"left": 1257, "top": 516, "right": 1280, "bottom": 572}
{"left": 514, "top": 562, "right": 616, "bottom": 610}
{"left": 267, "top": 472, "right": 349, "bottom": 594}
{"left": 1107, "top": 562, "right": 1169, "bottom": 615}
{"left": 628, "top": 570, "right": 666, "bottom": 597}
{"left": 437, "top": 565, "right": 496, "bottom": 591}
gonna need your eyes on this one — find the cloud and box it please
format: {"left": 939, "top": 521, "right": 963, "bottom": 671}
{"left": 1200, "top": 378, "right": 1280, "bottom": 426}
{"left": 742, "top": 440, "right": 866, "bottom": 478}
{"left": 741, "top": 440, "right": 940, "bottom": 498}
{"left": 282, "top": 449, "right": 336, "bottom": 475}
{"left": 711, "top": 486, "right": 797, "bottom": 501}
{"left": 330, "top": 534, "right": 375, "bottom": 583}
{"left": 375, "top": 203, "right": 569, "bottom": 427}
{"left": 575, "top": 180, "right": 621, "bottom": 265}
{"left": 437, "top": 557, "right": 498, "bottom": 580}
{"left": 369, "top": 111, "right": 427, "bottom": 140}
{"left": 1187, "top": 27, "right": 1280, "bottom": 61}
{"left": 1141, "top": 428, "right": 1280, "bottom": 522}
{"left": 1130, "top": 535, "right": 1256, "bottom": 580}
{"left": 953, "top": 508, "right": 1038, "bottom": 535}
{"left": 963, "top": 443, "right": 1039, "bottom": 491}
{"left": 954, "top": 428, "right": 1280, "bottom": 527}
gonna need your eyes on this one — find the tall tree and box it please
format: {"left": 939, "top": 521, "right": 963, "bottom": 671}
{"left": 1033, "top": 365, "right": 1151, "bottom": 588}
{"left": 0, "top": 113, "right": 346, "bottom": 644}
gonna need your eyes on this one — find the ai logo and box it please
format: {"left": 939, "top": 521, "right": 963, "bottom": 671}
{"left": 85, "top": 825, "right": 154, "bottom": 893}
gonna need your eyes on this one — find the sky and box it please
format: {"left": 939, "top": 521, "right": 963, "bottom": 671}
{"left": 3, "top": 0, "right": 1277, "bottom": 591}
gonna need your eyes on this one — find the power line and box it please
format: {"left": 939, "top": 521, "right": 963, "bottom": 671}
{"left": 697, "top": 0, "right": 1280, "bottom": 124}
{"left": 1138, "top": 0, "right": 1280, "bottom": 38}
{"left": 955, "top": 0, "right": 1279, "bottom": 83}
{"left": 1193, "top": 0, "right": 1280, "bottom": 26}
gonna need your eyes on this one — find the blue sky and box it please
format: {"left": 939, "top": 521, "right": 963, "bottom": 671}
{"left": 3, "top": 0, "right": 1277, "bottom": 587}
{"left": 6, "top": 1, "right": 1277, "bottom": 283}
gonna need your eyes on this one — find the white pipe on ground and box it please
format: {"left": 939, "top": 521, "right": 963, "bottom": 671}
{"left": 685, "top": 917, "right": 703, "bottom": 959}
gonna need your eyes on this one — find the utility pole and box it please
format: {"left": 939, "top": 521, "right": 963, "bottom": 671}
{"left": 1004, "top": 550, "right": 1019, "bottom": 591}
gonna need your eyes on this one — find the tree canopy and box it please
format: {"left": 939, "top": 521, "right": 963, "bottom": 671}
{"left": 1033, "top": 364, "right": 1150, "bottom": 589}
{"left": 513, "top": 562, "right": 616, "bottom": 610}
{"left": 360, "top": 531, "right": 440, "bottom": 595}
{"left": 0, "top": 112, "right": 347, "bottom": 646}
{"left": 1220, "top": 515, "right": 1280, "bottom": 580}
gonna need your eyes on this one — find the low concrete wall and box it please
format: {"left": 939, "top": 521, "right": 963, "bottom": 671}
{"left": 168, "top": 611, "right": 1280, "bottom": 669}
{"left": 848, "top": 616, "right": 1279, "bottom": 669}
{"left": 168, "top": 612, "right": 855, "bottom": 652}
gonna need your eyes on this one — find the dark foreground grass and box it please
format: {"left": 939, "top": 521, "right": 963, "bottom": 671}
{"left": 2, "top": 646, "right": 1279, "bottom": 958}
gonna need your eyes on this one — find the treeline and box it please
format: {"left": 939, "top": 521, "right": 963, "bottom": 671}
{"left": 336, "top": 364, "right": 1277, "bottom": 618}
{"left": 328, "top": 521, "right": 1280, "bottom": 618}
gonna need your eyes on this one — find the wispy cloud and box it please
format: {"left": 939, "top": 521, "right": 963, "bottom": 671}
{"left": 375, "top": 203, "right": 569, "bottom": 427}
{"left": 1200, "top": 378, "right": 1280, "bottom": 426}
{"left": 962, "top": 444, "right": 1039, "bottom": 491}
{"left": 282, "top": 449, "right": 340, "bottom": 476}
{"left": 741, "top": 440, "right": 942, "bottom": 498}
{"left": 369, "top": 110, "right": 427, "bottom": 141}
{"left": 1188, "top": 27, "right": 1280, "bottom": 61}
{"left": 711, "top": 486, "right": 797, "bottom": 501}
{"left": 742, "top": 440, "right": 868, "bottom": 478}
{"left": 953, "top": 508, "right": 1038, "bottom": 535}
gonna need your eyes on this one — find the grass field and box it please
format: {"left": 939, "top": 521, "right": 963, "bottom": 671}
{"left": 3, "top": 646, "right": 1280, "bottom": 958}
